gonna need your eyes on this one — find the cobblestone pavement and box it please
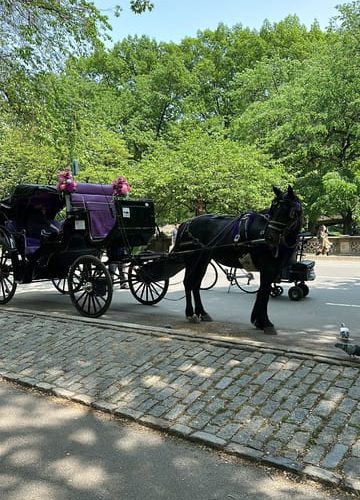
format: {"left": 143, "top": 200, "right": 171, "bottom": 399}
{"left": 0, "top": 310, "right": 359, "bottom": 494}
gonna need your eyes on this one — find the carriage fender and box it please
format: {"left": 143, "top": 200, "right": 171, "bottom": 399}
{"left": 0, "top": 227, "right": 17, "bottom": 251}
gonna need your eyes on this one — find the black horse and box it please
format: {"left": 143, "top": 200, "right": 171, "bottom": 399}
{"left": 172, "top": 186, "right": 303, "bottom": 334}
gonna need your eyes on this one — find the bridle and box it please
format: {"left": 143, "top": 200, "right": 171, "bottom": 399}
{"left": 266, "top": 198, "right": 303, "bottom": 248}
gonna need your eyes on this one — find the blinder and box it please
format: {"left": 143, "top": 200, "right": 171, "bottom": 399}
{"left": 265, "top": 196, "right": 302, "bottom": 246}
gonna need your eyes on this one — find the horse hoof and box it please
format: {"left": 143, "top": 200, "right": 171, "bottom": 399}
{"left": 187, "top": 315, "right": 200, "bottom": 324}
{"left": 201, "top": 313, "right": 213, "bottom": 322}
{"left": 263, "top": 326, "right": 277, "bottom": 335}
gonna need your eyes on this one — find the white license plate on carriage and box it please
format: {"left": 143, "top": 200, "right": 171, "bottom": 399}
{"left": 75, "top": 219, "right": 86, "bottom": 230}
{"left": 122, "top": 207, "right": 130, "bottom": 218}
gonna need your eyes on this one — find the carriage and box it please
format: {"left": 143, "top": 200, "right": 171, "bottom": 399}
{"left": 0, "top": 182, "right": 172, "bottom": 318}
{"left": 270, "top": 233, "right": 316, "bottom": 301}
{"left": 0, "top": 182, "right": 307, "bottom": 333}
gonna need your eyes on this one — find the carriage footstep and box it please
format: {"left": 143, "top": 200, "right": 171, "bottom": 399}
{"left": 187, "top": 315, "right": 201, "bottom": 323}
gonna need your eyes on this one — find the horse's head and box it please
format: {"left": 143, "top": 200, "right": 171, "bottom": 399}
{"left": 264, "top": 186, "right": 303, "bottom": 246}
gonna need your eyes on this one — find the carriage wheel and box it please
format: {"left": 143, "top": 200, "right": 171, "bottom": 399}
{"left": 52, "top": 277, "right": 69, "bottom": 294}
{"left": 68, "top": 255, "right": 113, "bottom": 318}
{"left": 0, "top": 245, "right": 17, "bottom": 304}
{"left": 200, "top": 261, "right": 218, "bottom": 290}
{"left": 270, "top": 285, "right": 283, "bottom": 297}
{"left": 235, "top": 270, "right": 260, "bottom": 294}
{"left": 288, "top": 285, "right": 304, "bottom": 301}
{"left": 298, "top": 283, "right": 309, "bottom": 297}
{"left": 128, "top": 262, "right": 169, "bottom": 305}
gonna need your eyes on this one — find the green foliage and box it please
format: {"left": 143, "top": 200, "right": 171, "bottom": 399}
{"left": 1, "top": 0, "right": 360, "bottom": 234}
{"left": 75, "top": 128, "right": 130, "bottom": 184}
{"left": 133, "top": 129, "right": 290, "bottom": 222}
{"left": 0, "top": 127, "right": 58, "bottom": 196}
{"left": 129, "top": 0, "right": 154, "bottom": 14}
{"left": 0, "top": 0, "right": 110, "bottom": 72}
{"left": 311, "top": 171, "right": 360, "bottom": 232}
{"left": 230, "top": 2, "right": 360, "bottom": 231}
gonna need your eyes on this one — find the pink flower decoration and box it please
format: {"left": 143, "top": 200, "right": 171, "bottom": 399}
{"left": 112, "top": 176, "right": 131, "bottom": 197}
{"left": 56, "top": 168, "right": 77, "bottom": 193}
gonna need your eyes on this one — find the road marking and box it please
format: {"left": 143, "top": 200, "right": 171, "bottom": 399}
{"left": 326, "top": 302, "right": 360, "bottom": 308}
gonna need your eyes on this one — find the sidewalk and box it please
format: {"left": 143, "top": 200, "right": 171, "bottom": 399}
{"left": 0, "top": 309, "right": 359, "bottom": 494}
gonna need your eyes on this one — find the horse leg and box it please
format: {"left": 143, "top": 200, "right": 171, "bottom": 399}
{"left": 185, "top": 288, "right": 199, "bottom": 323}
{"left": 193, "top": 287, "right": 212, "bottom": 321}
{"left": 193, "top": 258, "right": 213, "bottom": 321}
{"left": 183, "top": 257, "right": 212, "bottom": 322}
{"left": 183, "top": 262, "right": 199, "bottom": 322}
{"left": 251, "top": 271, "right": 276, "bottom": 334}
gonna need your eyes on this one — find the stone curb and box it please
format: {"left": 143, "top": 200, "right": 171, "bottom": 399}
{"left": 0, "top": 373, "right": 358, "bottom": 494}
{"left": 0, "top": 304, "right": 359, "bottom": 497}
{"left": 1, "top": 307, "right": 359, "bottom": 368}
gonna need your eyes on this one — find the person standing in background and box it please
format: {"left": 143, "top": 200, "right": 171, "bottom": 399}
{"left": 171, "top": 223, "right": 179, "bottom": 248}
{"left": 316, "top": 224, "right": 332, "bottom": 255}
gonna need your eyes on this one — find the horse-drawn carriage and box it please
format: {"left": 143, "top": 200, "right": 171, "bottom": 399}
{"left": 0, "top": 182, "right": 309, "bottom": 334}
{"left": 0, "top": 182, "right": 171, "bottom": 317}
{"left": 270, "top": 233, "right": 316, "bottom": 301}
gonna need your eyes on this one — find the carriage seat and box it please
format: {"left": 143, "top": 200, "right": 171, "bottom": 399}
{"left": 69, "top": 183, "right": 116, "bottom": 240}
{"left": 5, "top": 218, "right": 62, "bottom": 256}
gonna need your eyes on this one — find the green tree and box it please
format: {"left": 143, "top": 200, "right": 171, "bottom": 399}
{"left": 0, "top": 127, "right": 58, "bottom": 196}
{"left": 311, "top": 172, "right": 360, "bottom": 234}
{"left": 133, "top": 129, "right": 289, "bottom": 222}
{"left": 0, "top": 0, "right": 154, "bottom": 71}
{"left": 0, "top": 0, "right": 110, "bottom": 73}
{"left": 231, "top": 3, "right": 360, "bottom": 232}
{"left": 79, "top": 38, "right": 196, "bottom": 159}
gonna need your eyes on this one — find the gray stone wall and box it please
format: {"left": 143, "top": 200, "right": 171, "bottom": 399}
{"left": 304, "top": 236, "right": 360, "bottom": 256}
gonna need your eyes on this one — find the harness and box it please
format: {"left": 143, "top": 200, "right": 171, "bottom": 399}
{"left": 233, "top": 212, "right": 268, "bottom": 244}
{"left": 176, "top": 200, "right": 301, "bottom": 254}
{"left": 177, "top": 212, "right": 268, "bottom": 252}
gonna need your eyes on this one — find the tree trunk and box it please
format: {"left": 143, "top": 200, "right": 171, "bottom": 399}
{"left": 194, "top": 200, "right": 206, "bottom": 216}
{"left": 342, "top": 210, "right": 354, "bottom": 235}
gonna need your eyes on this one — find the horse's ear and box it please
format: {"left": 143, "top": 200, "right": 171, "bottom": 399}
{"left": 287, "top": 185, "right": 295, "bottom": 198}
{"left": 273, "top": 186, "right": 282, "bottom": 198}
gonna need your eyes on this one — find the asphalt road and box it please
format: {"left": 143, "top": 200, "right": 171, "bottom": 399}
{"left": 0, "top": 381, "right": 353, "bottom": 500}
{"left": 3, "top": 256, "right": 360, "bottom": 358}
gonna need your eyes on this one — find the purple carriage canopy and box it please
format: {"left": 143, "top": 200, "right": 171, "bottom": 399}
{"left": 1, "top": 184, "right": 65, "bottom": 219}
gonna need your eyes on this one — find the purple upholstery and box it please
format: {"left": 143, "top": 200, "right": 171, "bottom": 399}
{"left": 25, "top": 237, "right": 41, "bottom": 256}
{"left": 5, "top": 219, "right": 61, "bottom": 256}
{"left": 70, "top": 184, "right": 116, "bottom": 240}
{"left": 75, "top": 183, "right": 113, "bottom": 196}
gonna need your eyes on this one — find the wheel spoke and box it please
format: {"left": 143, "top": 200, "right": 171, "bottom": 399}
{"left": 0, "top": 247, "right": 16, "bottom": 304}
{"left": 128, "top": 263, "right": 168, "bottom": 305}
{"left": 139, "top": 283, "right": 147, "bottom": 301}
{"left": 68, "top": 256, "right": 112, "bottom": 317}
